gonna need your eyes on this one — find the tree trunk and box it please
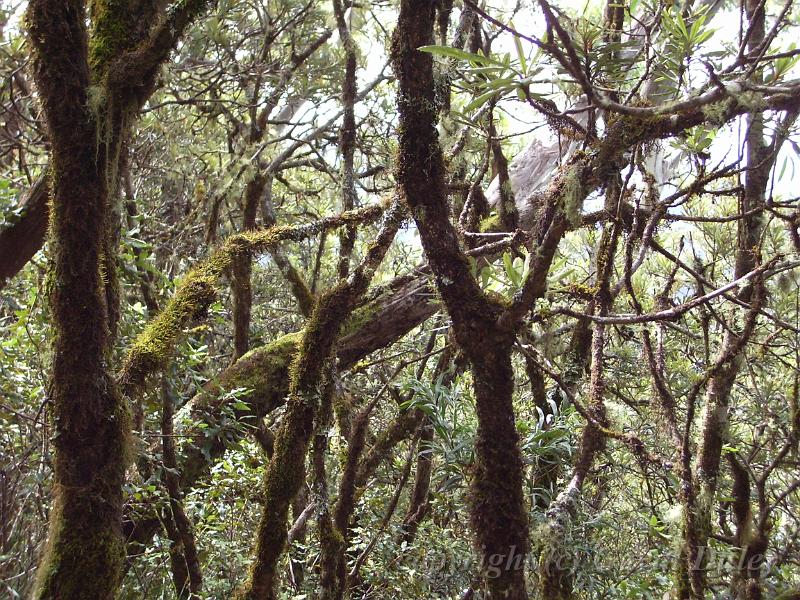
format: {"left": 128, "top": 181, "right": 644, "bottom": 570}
{"left": 27, "top": 0, "right": 129, "bottom": 596}
{"left": 391, "top": 3, "right": 529, "bottom": 596}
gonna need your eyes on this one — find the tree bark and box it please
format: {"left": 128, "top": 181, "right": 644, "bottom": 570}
{"left": 27, "top": 0, "right": 129, "bottom": 596}
{"left": 391, "top": 3, "right": 529, "bottom": 596}
{"left": 689, "top": 2, "right": 774, "bottom": 597}
{"left": 0, "top": 176, "right": 48, "bottom": 290}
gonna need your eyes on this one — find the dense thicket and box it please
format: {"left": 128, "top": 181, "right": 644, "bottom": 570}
{"left": 2, "top": 0, "right": 800, "bottom": 598}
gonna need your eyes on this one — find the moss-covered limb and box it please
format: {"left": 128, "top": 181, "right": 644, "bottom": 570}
{"left": 313, "top": 373, "right": 347, "bottom": 600}
{"left": 117, "top": 203, "right": 384, "bottom": 397}
{"left": 118, "top": 269, "right": 217, "bottom": 397}
{"left": 87, "top": 0, "right": 184, "bottom": 330}
{"left": 391, "top": 0, "right": 490, "bottom": 330}
{"left": 688, "top": 7, "right": 775, "bottom": 594}
{"left": 177, "top": 333, "right": 301, "bottom": 486}
{"left": 87, "top": 0, "right": 165, "bottom": 78}
{"left": 235, "top": 201, "right": 403, "bottom": 599}
{"left": 277, "top": 254, "right": 315, "bottom": 316}
{"left": 123, "top": 333, "right": 301, "bottom": 559}
{"left": 104, "top": 0, "right": 210, "bottom": 99}
{"left": 123, "top": 269, "right": 435, "bottom": 560}
{"left": 231, "top": 174, "right": 263, "bottom": 359}
{"left": 26, "top": 0, "right": 132, "bottom": 596}
{"left": 338, "top": 275, "right": 438, "bottom": 366}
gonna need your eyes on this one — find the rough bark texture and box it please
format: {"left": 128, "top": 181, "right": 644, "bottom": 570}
{"left": 27, "top": 0, "right": 129, "bottom": 596}
{"left": 25, "top": 0, "right": 217, "bottom": 593}
{"left": 391, "top": 3, "right": 528, "bottom": 596}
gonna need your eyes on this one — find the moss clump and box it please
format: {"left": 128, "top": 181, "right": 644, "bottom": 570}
{"left": 119, "top": 270, "right": 216, "bottom": 394}
{"left": 88, "top": 0, "right": 135, "bottom": 74}
{"left": 561, "top": 163, "right": 584, "bottom": 227}
{"left": 210, "top": 333, "right": 302, "bottom": 414}
{"left": 701, "top": 98, "right": 735, "bottom": 127}
{"left": 479, "top": 213, "right": 501, "bottom": 233}
{"left": 564, "top": 282, "right": 597, "bottom": 299}
{"left": 341, "top": 295, "right": 383, "bottom": 334}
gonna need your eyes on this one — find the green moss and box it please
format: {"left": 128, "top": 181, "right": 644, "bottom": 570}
{"left": 34, "top": 522, "right": 125, "bottom": 599}
{"left": 701, "top": 99, "right": 735, "bottom": 127}
{"left": 119, "top": 207, "right": 383, "bottom": 395}
{"left": 220, "top": 333, "right": 301, "bottom": 403}
{"left": 289, "top": 282, "right": 350, "bottom": 393}
{"left": 341, "top": 296, "right": 383, "bottom": 334}
{"left": 120, "top": 270, "right": 217, "bottom": 393}
{"left": 561, "top": 163, "right": 584, "bottom": 227}
{"left": 479, "top": 213, "right": 501, "bottom": 233}
{"left": 32, "top": 387, "right": 131, "bottom": 599}
{"left": 88, "top": 0, "right": 138, "bottom": 76}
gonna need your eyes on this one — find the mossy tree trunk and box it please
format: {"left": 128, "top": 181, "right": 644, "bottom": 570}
{"left": 688, "top": 2, "right": 776, "bottom": 597}
{"left": 27, "top": 0, "right": 129, "bottom": 596}
{"left": 231, "top": 175, "right": 263, "bottom": 358}
{"left": 332, "top": 0, "right": 359, "bottom": 279}
{"left": 537, "top": 215, "right": 619, "bottom": 599}
{"left": 390, "top": 3, "right": 530, "bottom": 596}
{"left": 26, "top": 0, "right": 212, "bottom": 595}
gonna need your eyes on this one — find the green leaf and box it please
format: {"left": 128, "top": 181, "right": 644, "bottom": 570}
{"left": 510, "top": 22, "right": 527, "bottom": 75}
{"left": 418, "top": 45, "right": 499, "bottom": 66}
{"left": 464, "top": 89, "right": 497, "bottom": 112}
{"left": 503, "top": 252, "right": 521, "bottom": 288}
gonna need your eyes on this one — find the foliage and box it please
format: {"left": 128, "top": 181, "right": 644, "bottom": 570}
{"left": 2, "top": 0, "right": 800, "bottom": 597}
